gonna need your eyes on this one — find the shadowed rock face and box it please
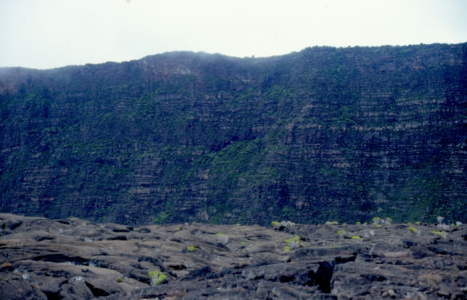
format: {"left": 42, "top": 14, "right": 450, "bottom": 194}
{"left": 1, "top": 43, "right": 467, "bottom": 225}
{"left": 1, "top": 213, "right": 467, "bottom": 299}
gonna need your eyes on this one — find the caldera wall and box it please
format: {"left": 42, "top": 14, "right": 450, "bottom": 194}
{"left": 0, "top": 43, "right": 466, "bottom": 225}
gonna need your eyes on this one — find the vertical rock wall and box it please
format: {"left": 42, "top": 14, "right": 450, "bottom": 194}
{"left": 0, "top": 43, "right": 466, "bottom": 225}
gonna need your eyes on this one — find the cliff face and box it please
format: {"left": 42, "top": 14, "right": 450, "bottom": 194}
{"left": 0, "top": 44, "right": 466, "bottom": 225}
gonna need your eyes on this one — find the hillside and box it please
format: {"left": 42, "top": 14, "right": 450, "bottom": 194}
{"left": 0, "top": 43, "right": 466, "bottom": 225}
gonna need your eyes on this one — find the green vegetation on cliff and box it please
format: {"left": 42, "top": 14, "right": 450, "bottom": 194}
{"left": 0, "top": 44, "right": 466, "bottom": 225}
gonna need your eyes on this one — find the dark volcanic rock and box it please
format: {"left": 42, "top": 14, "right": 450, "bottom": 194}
{"left": 1, "top": 43, "right": 466, "bottom": 226}
{"left": 1, "top": 213, "right": 467, "bottom": 299}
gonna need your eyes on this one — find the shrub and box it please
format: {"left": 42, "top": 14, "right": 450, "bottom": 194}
{"left": 281, "top": 221, "right": 295, "bottom": 227}
{"left": 187, "top": 245, "right": 196, "bottom": 252}
{"left": 325, "top": 221, "right": 338, "bottom": 225}
{"left": 437, "top": 224, "right": 449, "bottom": 230}
{"left": 408, "top": 227, "right": 418, "bottom": 235}
{"left": 283, "top": 246, "right": 290, "bottom": 253}
{"left": 372, "top": 217, "right": 381, "bottom": 224}
{"left": 272, "top": 221, "right": 283, "bottom": 230}
{"left": 216, "top": 233, "right": 229, "bottom": 245}
{"left": 351, "top": 235, "right": 363, "bottom": 241}
{"left": 285, "top": 236, "right": 300, "bottom": 250}
{"left": 337, "top": 230, "right": 349, "bottom": 238}
{"left": 148, "top": 270, "right": 167, "bottom": 286}
{"left": 431, "top": 231, "right": 447, "bottom": 239}
{"left": 272, "top": 220, "right": 295, "bottom": 230}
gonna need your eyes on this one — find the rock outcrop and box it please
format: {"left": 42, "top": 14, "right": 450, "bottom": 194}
{"left": 0, "top": 43, "right": 466, "bottom": 225}
{"left": 1, "top": 213, "right": 467, "bottom": 299}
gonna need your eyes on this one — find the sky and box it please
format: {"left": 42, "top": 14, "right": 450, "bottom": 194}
{"left": 1, "top": 0, "right": 466, "bottom": 70}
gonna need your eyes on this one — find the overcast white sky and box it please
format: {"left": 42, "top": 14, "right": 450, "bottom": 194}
{"left": 1, "top": 0, "right": 466, "bottom": 69}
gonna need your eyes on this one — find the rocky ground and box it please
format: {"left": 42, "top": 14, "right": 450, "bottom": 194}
{"left": 1, "top": 213, "right": 466, "bottom": 299}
